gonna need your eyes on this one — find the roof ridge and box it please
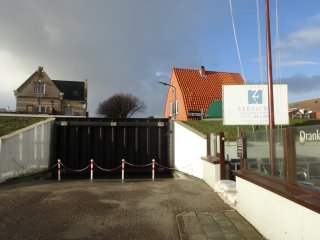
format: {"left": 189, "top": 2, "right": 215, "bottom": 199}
{"left": 52, "top": 80, "right": 84, "bottom": 83}
{"left": 172, "top": 67, "right": 241, "bottom": 75}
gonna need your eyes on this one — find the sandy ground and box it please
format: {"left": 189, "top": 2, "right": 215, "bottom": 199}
{"left": 0, "top": 173, "right": 231, "bottom": 240}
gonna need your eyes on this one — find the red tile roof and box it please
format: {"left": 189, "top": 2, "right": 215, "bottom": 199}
{"left": 173, "top": 67, "right": 244, "bottom": 112}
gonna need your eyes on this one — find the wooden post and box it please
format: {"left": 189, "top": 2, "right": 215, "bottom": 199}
{"left": 238, "top": 132, "right": 246, "bottom": 169}
{"left": 220, "top": 132, "right": 226, "bottom": 180}
{"left": 283, "top": 127, "right": 296, "bottom": 185}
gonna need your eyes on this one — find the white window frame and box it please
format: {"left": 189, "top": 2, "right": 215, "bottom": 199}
{"left": 175, "top": 100, "right": 178, "bottom": 115}
{"left": 169, "top": 100, "right": 178, "bottom": 116}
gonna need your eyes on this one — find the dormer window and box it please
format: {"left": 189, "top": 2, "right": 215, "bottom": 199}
{"left": 34, "top": 82, "right": 45, "bottom": 94}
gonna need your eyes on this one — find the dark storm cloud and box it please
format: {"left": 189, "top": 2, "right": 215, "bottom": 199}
{"left": 0, "top": 0, "right": 230, "bottom": 116}
{"left": 282, "top": 74, "right": 320, "bottom": 95}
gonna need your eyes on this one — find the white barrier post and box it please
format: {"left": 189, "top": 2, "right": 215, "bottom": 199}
{"left": 58, "top": 159, "right": 61, "bottom": 181}
{"left": 152, "top": 159, "right": 155, "bottom": 181}
{"left": 90, "top": 159, "right": 94, "bottom": 181}
{"left": 122, "top": 159, "right": 125, "bottom": 182}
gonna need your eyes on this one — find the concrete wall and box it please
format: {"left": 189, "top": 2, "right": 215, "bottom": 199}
{"left": 236, "top": 177, "right": 320, "bottom": 240}
{"left": 173, "top": 121, "right": 320, "bottom": 240}
{"left": 202, "top": 159, "right": 220, "bottom": 189}
{"left": 174, "top": 121, "right": 220, "bottom": 187}
{"left": 0, "top": 118, "right": 55, "bottom": 183}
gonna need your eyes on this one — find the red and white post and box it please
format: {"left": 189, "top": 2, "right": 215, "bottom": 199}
{"left": 121, "top": 159, "right": 125, "bottom": 182}
{"left": 152, "top": 159, "right": 155, "bottom": 181}
{"left": 90, "top": 159, "right": 94, "bottom": 181}
{"left": 58, "top": 159, "right": 61, "bottom": 181}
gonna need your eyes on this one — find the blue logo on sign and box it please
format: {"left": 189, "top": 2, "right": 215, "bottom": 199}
{"left": 248, "top": 90, "right": 262, "bottom": 104}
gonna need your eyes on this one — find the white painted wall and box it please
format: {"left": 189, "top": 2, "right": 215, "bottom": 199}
{"left": 236, "top": 177, "right": 320, "bottom": 240}
{"left": 203, "top": 160, "right": 220, "bottom": 189}
{"left": 173, "top": 121, "right": 320, "bottom": 240}
{"left": 0, "top": 118, "right": 55, "bottom": 183}
{"left": 174, "top": 121, "right": 206, "bottom": 178}
{"left": 174, "top": 121, "right": 220, "bottom": 188}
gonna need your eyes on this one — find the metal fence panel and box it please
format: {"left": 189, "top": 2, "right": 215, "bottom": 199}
{"left": 52, "top": 118, "right": 170, "bottom": 174}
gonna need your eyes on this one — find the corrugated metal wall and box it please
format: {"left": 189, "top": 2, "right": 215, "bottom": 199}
{"left": 53, "top": 118, "right": 171, "bottom": 174}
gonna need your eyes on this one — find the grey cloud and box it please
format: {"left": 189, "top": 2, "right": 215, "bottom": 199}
{"left": 0, "top": 0, "right": 257, "bottom": 116}
{"left": 282, "top": 74, "right": 320, "bottom": 94}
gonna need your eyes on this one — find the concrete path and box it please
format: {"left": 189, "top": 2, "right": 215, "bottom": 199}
{"left": 0, "top": 172, "right": 264, "bottom": 240}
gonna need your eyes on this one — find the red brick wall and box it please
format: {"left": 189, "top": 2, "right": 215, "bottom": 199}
{"left": 163, "top": 71, "right": 188, "bottom": 120}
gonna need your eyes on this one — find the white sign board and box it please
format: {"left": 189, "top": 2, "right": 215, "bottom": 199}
{"left": 223, "top": 84, "right": 289, "bottom": 125}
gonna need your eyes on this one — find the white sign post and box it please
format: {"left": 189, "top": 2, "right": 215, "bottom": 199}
{"left": 223, "top": 84, "right": 289, "bottom": 125}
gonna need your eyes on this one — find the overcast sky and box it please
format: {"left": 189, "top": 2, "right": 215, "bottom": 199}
{"left": 1, "top": 0, "right": 320, "bottom": 117}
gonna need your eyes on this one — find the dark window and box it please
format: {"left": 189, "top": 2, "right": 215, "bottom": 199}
{"left": 34, "top": 83, "right": 45, "bottom": 94}
{"left": 64, "top": 106, "right": 74, "bottom": 116}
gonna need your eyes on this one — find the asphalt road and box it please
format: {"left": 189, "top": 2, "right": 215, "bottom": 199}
{"left": 0, "top": 173, "right": 231, "bottom": 240}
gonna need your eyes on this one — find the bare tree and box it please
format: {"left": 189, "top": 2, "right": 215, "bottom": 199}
{"left": 97, "top": 93, "right": 146, "bottom": 118}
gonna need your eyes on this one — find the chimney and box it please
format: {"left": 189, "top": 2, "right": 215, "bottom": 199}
{"left": 199, "top": 66, "right": 206, "bottom": 77}
{"left": 38, "top": 66, "right": 44, "bottom": 80}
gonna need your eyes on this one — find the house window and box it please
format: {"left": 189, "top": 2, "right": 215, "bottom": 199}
{"left": 34, "top": 82, "right": 45, "bottom": 94}
{"left": 27, "top": 105, "right": 33, "bottom": 113}
{"left": 64, "top": 106, "right": 74, "bottom": 116}
{"left": 33, "top": 106, "right": 45, "bottom": 113}
{"left": 169, "top": 100, "right": 178, "bottom": 116}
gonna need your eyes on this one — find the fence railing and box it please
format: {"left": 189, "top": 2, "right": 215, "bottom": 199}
{"left": 51, "top": 158, "right": 176, "bottom": 182}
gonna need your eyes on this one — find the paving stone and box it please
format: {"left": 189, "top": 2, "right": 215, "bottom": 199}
{"left": 224, "top": 211, "right": 241, "bottom": 219}
{"left": 203, "top": 230, "right": 225, "bottom": 239}
{"left": 177, "top": 210, "right": 266, "bottom": 240}
{"left": 207, "top": 238, "right": 226, "bottom": 240}
{"left": 210, "top": 212, "right": 229, "bottom": 221}
{"left": 220, "top": 226, "right": 239, "bottom": 234}
{"left": 198, "top": 218, "right": 215, "bottom": 225}
{"left": 216, "top": 220, "right": 234, "bottom": 227}
{"left": 233, "top": 222, "right": 253, "bottom": 230}
{"left": 224, "top": 232, "right": 245, "bottom": 240}
{"left": 183, "top": 216, "right": 200, "bottom": 225}
{"left": 202, "top": 225, "right": 220, "bottom": 231}
{"left": 241, "top": 229, "right": 264, "bottom": 239}
{"left": 187, "top": 225, "right": 204, "bottom": 234}
{"left": 188, "top": 234, "right": 207, "bottom": 240}
{"left": 197, "top": 212, "right": 211, "bottom": 216}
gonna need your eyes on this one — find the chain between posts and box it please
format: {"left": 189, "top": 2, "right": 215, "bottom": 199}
{"left": 52, "top": 158, "right": 187, "bottom": 181}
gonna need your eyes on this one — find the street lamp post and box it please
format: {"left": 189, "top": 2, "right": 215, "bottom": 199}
{"left": 158, "top": 81, "right": 176, "bottom": 120}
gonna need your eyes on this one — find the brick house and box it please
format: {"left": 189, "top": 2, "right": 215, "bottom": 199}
{"left": 14, "top": 66, "right": 88, "bottom": 116}
{"left": 163, "top": 66, "right": 245, "bottom": 120}
{"left": 289, "top": 98, "right": 320, "bottom": 119}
